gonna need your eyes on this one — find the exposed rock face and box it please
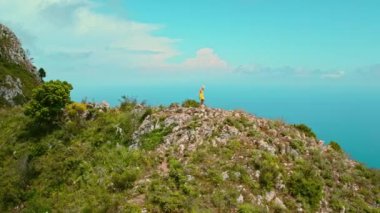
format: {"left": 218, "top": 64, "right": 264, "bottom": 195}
{"left": 0, "top": 75, "right": 24, "bottom": 106}
{"left": 0, "top": 23, "right": 41, "bottom": 106}
{"left": 0, "top": 24, "right": 37, "bottom": 74}
{"left": 131, "top": 106, "right": 326, "bottom": 159}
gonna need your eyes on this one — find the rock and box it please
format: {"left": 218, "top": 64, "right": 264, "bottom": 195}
{"left": 237, "top": 194, "right": 244, "bottom": 204}
{"left": 0, "top": 75, "right": 24, "bottom": 106}
{"left": 178, "top": 144, "right": 185, "bottom": 155}
{"left": 256, "top": 195, "right": 263, "bottom": 205}
{"left": 255, "top": 170, "right": 260, "bottom": 179}
{"left": 290, "top": 149, "right": 299, "bottom": 157}
{"left": 0, "top": 24, "right": 37, "bottom": 75}
{"left": 273, "top": 197, "right": 287, "bottom": 210}
{"left": 268, "top": 129, "right": 278, "bottom": 137}
{"left": 279, "top": 143, "right": 286, "bottom": 155}
{"left": 115, "top": 124, "right": 124, "bottom": 136}
{"left": 222, "top": 171, "right": 229, "bottom": 181}
{"left": 257, "top": 140, "right": 276, "bottom": 154}
{"left": 265, "top": 191, "right": 276, "bottom": 202}
{"left": 187, "top": 175, "right": 194, "bottom": 181}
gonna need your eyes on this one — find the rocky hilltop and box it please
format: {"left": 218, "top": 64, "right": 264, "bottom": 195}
{"left": 0, "top": 101, "right": 378, "bottom": 212}
{"left": 0, "top": 23, "right": 41, "bottom": 106}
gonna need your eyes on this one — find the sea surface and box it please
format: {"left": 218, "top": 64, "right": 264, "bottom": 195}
{"left": 72, "top": 84, "right": 380, "bottom": 168}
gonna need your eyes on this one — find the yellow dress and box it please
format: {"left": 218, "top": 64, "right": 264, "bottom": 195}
{"left": 199, "top": 90, "right": 205, "bottom": 100}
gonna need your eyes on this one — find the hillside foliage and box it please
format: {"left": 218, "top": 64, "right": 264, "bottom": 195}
{"left": 24, "top": 80, "right": 72, "bottom": 125}
{"left": 0, "top": 101, "right": 379, "bottom": 212}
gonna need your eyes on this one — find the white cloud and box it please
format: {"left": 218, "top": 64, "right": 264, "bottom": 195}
{"left": 0, "top": 0, "right": 230, "bottom": 75}
{"left": 233, "top": 64, "right": 352, "bottom": 84}
{"left": 321, "top": 70, "right": 345, "bottom": 79}
{"left": 181, "top": 48, "right": 229, "bottom": 70}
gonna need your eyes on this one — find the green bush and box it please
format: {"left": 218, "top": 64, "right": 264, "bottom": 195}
{"left": 140, "top": 107, "right": 153, "bottom": 123}
{"left": 253, "top": 152, "right": 281, "bottom": 190}
{"left": 211, "top": 188, "right": 240, "bottom": 210}
{"left": 168, "top": 159, "right": 186, "bottom": 188}
{"left": 25, "top": 80, "right": 72, "bottom": 125}
{"left": 224, "top": 117, "right": 243, "bottom": 131}
{"left": 147, "top": 180, "right": 189, "bottom": 212}
{"left": 329, "top": 141, "right": 343, "bottom": 153}
{"left": 119, "top": 96, "right": 138, "bottom": 112}
{"left": 287, "top": 163, "right": 323, "bottom": 211}
{"left": 238, "top": 203, "right": 263, "bottom": 213}
{"left": 0, "top": 182, "right": 24, "bottom": 209}
{"left": 290, "top": 140, "right": 305, "bottom": 153}
{"left": 111, "top": 168, "right": 140, "bottom": 192}
{"left": 293, "top": 124, "right": 316, "bottom": 138}
{"left": 64, "top": 102, "right": 87, "bottom": 121}
{"left": 182, "top": 99, "right": 200, "bottom": 108}
{"left": 140, "top": 127, "right": 172, "bottom": 150}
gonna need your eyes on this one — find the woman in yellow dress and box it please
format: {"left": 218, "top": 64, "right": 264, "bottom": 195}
{"left": 199, "top": 85, "right": 205, "bottom": 106}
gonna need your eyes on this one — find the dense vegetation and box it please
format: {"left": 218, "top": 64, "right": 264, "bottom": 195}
{"left": 0, "top": 84, "right": 379, "bottom": 212}
{"left": 0, "top": 105, "right": 380, "bottom": 212}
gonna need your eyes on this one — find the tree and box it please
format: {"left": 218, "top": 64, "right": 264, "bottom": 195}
{"left": 25, "top": 80, "right": 73, "bottom": 124}
{"left": 38, "top": 68, "right": 46, "bottom": 80}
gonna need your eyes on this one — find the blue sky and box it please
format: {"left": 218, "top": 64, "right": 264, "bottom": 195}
{"left": 0, "top": 0, "right": 379, "bottom": 88}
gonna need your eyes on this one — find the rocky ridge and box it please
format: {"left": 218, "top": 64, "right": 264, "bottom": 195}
{"left": 127, "top": 105, "right": 378, "bottom": 212}
{"left": 0, "top": 24, "right": 36, "bottom": 73}
{"left": 0, "top": 23, "right": 41, "bottom": 106}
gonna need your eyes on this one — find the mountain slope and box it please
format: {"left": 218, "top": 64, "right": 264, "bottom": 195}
{"left": 0, "top": 103, "right": 378, "bottom": 212}
{"left": 0, "top": 24, "right": 41, "bottom": 107}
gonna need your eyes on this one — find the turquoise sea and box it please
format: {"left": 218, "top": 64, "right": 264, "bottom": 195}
{"left": 72, "top": 84, "right": 380, "bottom": 168}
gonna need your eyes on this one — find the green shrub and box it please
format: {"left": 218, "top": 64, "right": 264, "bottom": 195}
{"left": 253, "top": 152, "right": 281, "bottom": 190}
{"left": 169, "top": 102, "right": 179, "bottom": 108}
{"left": 147, "top": 180, "right": 188, "bottom": 212}
{"left": 25, "top": 80, "right": 72, "bottom": 125}
{"left": 211, "top": 188, "right": 240, "bottom": 210}
{"left": 186, "top": 118, "right": 201, "bottom": 130}
{"left": 293, "top": 124, "right": 316, "bottom": 138}
{"left": 140, "top": 127, "right": 172, "bottom": 150}
{"left": 139, "top": 107, "right": 153, "bottom": 123}
{"left": 0, "top": 182, "right": 24, "bottom": 209}
{"left": 247, "top": 130, "right": 260, "bottom": 138}
{"left": 224, "top": 116, "right": 252, "bottom": 131}
{"left": 287, "top": 163, "right": 323, "bottom": 211}
{"left": 65, "top": 102, "right": 87, "bottom": 121}
{"left": 111, "top": 168, "right": 140, "bottom": 192}
{"left": 329, "top": 141, "right": 343, "bottom": 153}
{"left": 119, "top": 96, "right": 138, "bottom": 112}
{"left": 168, "top": 159, "right": 186, "bottom": 187}
{"left": 224, "top": 117, "right": 243, "bottom": 131}
{"left": 238, "top": 203, "right": 263, "bottom": 213}
{"left": 182, "top": 99, "right": 200, "bottom": 108}
{"left": 290, "top": 140, "right": 305, "bottom": 153}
